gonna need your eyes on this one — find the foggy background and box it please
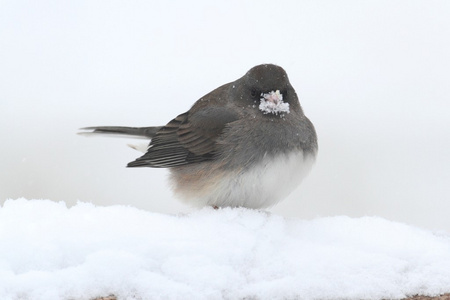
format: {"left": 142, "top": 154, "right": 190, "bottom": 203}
{"left": 1, "top": 1, "right": 449, "bottom": 231}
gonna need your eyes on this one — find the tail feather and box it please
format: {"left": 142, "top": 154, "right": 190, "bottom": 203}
{"left": 78, "top": 126, "right": 162, "bottom": 139}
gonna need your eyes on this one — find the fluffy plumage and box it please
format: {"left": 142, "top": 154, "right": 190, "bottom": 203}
{"left": 80, "top": 64, "right": 318, "bottom": 208}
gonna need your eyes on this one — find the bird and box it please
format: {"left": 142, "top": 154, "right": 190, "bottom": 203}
{"left": 79, "top": 64, "right": 318, "bottom": 209}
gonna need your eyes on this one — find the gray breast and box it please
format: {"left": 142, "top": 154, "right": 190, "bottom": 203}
{"left": 216, "top": 115, "right": 317, "bottom": 170}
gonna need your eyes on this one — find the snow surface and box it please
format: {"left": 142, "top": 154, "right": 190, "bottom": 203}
{"left": 1, "top": 199, "right": 450, "bottom": 300}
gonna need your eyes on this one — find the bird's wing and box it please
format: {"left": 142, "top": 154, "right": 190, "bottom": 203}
{"left": 127, "top": 106, "right": 239, "bottom": 168}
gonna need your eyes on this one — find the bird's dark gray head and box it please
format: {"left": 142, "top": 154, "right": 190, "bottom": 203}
{"left": 245, "top": 64, "right": 290, "bottom": 92}
{"left": 231, "top": 64, "right": 302, "bottom": 115}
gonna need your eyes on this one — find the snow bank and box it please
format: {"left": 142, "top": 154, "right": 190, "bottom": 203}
{"left": 1, "top": 199, "right": 450, "bottom": 300}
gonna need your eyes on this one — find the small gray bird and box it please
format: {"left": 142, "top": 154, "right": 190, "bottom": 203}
{"left": 80, "top": 64, "right": 317, "bottom": 208}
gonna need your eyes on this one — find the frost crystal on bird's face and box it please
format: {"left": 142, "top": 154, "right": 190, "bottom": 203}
{"left": 259, "top": 90, "right": 290, "bottom": 116}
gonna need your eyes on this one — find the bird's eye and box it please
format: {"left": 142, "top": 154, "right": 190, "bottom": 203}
{"left": 250, "top": 88, "right": 259, "bottom": 98}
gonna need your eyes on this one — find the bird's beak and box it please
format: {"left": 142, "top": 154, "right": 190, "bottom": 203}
{"left": 259, "top": 90, "right": 290, "bottom": 115}
{"left": 262, "top": 90, "right": 283, "bottom": 104}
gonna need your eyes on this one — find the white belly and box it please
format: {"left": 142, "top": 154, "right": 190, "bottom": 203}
{"left": 176, "top": 151, "right": 315, "bottom": 208}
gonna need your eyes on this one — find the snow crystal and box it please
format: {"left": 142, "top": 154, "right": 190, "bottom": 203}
{"left": 1, "top": 198, "right": 450, "bottom": 300}
{"left": 259, "top": 90, "right": 290, "bottom": 115}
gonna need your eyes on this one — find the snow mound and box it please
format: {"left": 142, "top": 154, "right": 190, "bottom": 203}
{"left": 1, "top": 199, "right": 450, "bottom": 300}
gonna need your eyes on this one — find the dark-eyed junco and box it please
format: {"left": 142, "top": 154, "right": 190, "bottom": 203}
{"left": 80, "top": 64, "right": 317, "bottom": 208}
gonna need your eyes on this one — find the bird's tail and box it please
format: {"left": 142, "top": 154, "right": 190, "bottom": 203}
{"left": 78, "top": 126, "right": 162, "bottom": 139}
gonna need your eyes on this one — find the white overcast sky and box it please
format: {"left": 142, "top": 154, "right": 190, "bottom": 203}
{"left": 1, "top": 0, "right": 449, "bottom": 231}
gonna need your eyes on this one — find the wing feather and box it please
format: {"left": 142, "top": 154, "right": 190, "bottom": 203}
{"left": 127, "top": 108, "right": 239, "bottom": 168}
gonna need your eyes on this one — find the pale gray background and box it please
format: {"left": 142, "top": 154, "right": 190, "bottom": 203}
{"left": 1, "top": 1, "right": 449, "bottom": 231}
